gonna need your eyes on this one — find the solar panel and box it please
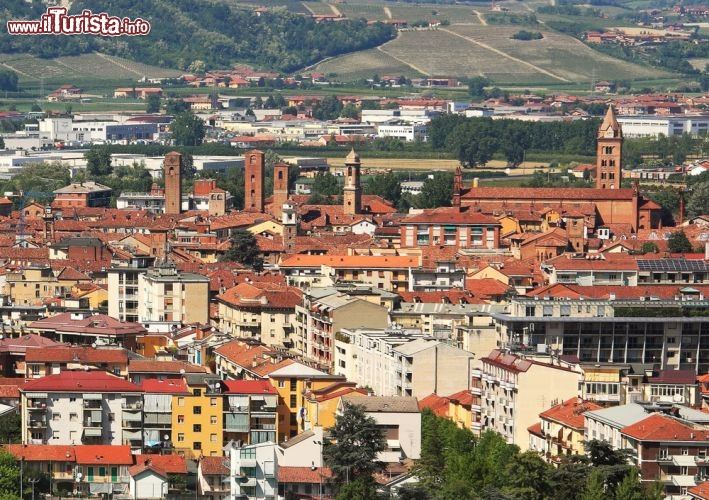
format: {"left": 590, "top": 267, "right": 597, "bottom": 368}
{"left": 637, "top": 259, "right": 708, "bottom": 272}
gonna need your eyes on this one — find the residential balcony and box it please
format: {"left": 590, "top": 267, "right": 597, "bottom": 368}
{"left": 471, "top": 404, "right": 481, "bottom": 413}
{"left": 470, "top": 386, "right": 482, "bottom": 396}
{"left": 122, "top": 420, "right": 143, "bottom": 429}
{"left": 29, "top": 419, "right": 47, "bottom": 428}
{"left": 27, "top": 402, "right": 48, "bottom": 411}
{"left": 121, "top": 401, "right": 142, "bottom": 410}
{"left": 83, "top": 400, "right": 102, "bottom": 409}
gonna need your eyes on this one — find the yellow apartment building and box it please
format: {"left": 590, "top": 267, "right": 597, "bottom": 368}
{"left": 172, "top": 374, "right": 224, "bottom": 459}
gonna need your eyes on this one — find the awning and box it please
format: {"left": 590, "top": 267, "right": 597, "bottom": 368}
{"left": 90, "top": 483, "right": 112, "bottom": 494}
{"left": 83, "top": 394, "right": 103, "bottom": 400}
{"left": 84, "top": 428, "right": 102, "bottom": 437}
{"left": 672, "top": 455, "right": 697, "bottom": 467}
{"left": 672, "top": 474, "right": 697, "bottom": 487}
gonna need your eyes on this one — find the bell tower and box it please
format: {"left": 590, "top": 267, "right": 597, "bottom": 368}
{"left": 596, "top": 106, "right": 623, "bottom": 189}
{"left": 452, "top": 165, "right": 462, "bottom": 207}
{"left": 244, "top": 149, "right": 265, "bottom": 212}
{"left": 272, "top": 162, "right": 289, "bottom": 217}
{"left": 343, "top": 148, "right": 361, "bottom": 215}
{"left": 164, "top": 151, "right": 182, "bottom": 214}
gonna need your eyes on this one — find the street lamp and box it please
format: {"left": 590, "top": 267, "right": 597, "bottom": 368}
{"left": 28, "top": 477, "right": 39, "bottom": 500}
{"left": 313, "top": 440, "right": 323, "bottom": 500}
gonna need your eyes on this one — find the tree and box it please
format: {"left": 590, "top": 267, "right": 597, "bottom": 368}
{"left": 468, "top": 76, "right": 490, "bottom": 99}
{"left": 613, "top": 467, "right": 643, "bottom": 500}
{"left": 146, "top": 94, "right": 161, "bottom": 114}
{"left": 0, "top": 69, "right": 18, "bottom": 91}
{"left": 170, "top": 112, "right": 205, "bottom": 146}
{"left": 640, "top": 242, "right": 659, "bottom": 254}
{"left": 165, "top": 99, "right": 190, "bottom": 116}
{"left": 220, "top": 230, "right": 264, "bottom": 271}
{"left": 323, "top": 402, "right": 386, "bottom": 486}
{"left": 581, "top": 468, "right": 606, "bottom": 500}
{"left": 0, "top": 449, "right": 20, "bottom": 497}
{"left": 686, "top": 181, "right": 709, "bottom": 218}
{"left": 312, "top": 172, "right": 341, "bottom": 197}
{"left": 668, "top": 230, "right": 693, "bottom": 253}
{"left": 312, "top": 96, "right": 342, "bottom": 121}
{"left": 335, "top": 477, "right": 378, "bottom": 500}
{"left": 414, "top": 409, "right": 445, "bottom": 492}
{"left": 0, "top": 136, "right": 4, "bottom": 150}
{"left": 416, "top": 172, "right": 453, "bottom": 208}
{"left": 0, "top": 411, "right": 21, "bottom": 444}
{"left": 85, "top": 146, "right": 113, "bottom": 177}
{"left": 365, "top": 172, "right": 401, "bottom": 207}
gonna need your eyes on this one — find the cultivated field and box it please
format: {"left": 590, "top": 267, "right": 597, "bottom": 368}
{"left": 314, "top": 47, "right": 425, "bottom": 81}
{"left": 0, "top": 52, "right": 181, "bottom": 83}
{"left": 315, "top": 22, "right": 672, "bottom": 84}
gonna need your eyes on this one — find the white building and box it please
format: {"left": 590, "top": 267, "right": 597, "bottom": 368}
{"left": 376, "top": 123, "right": 428, "bottom": 142}
{"left": 226, "top": 441, "right": 278, "bottom": 500}
{"left": 339, "top": 395, "right": 421, "bottom": 461}
{"left": 617, "top": 115, "right": 709, "bottom": 138}
{"left": 20, "top": 371, "right": 143, "bottom": 451}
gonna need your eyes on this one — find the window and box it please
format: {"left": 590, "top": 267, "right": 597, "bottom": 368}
{"left": 177, "top": 397, "right": 185, "bottom": 407}
{"left": 193, "top": 442, "right": 202, "bottom": 451}
{"left": 659, "top": 447, "right": 668, "bottom": 459}
{"left": 289, "top": 379, "right": 297, "bottom": 391}
{"left": 290, "top": 394, "right": 297, "bottom": 407}
{"left": 193, "top": 389, "right": 202, "bottom": 397}
{"left": 210, "top": 433, "right": 217, "bottom": 443}
{"left": 52, "top": 431, "right": 59, "bottom": 440}
{"left": 193, "top": 406, "right": 202, "bottom": 415}
{"left": 193, "top": 424, "right": 202, "bottom": 432}
{"left": 177, "top": 433, "right": 185, "bottom": 442}
{"left": 210, "top": 415, "right": 217, "bottom": 425}
{"left": 178, "top": 415, "right": 185, "bottom": 424}
{"left": 277, "top": 380, "right": 285, "bottom": 388}
{"left": 210, "top": 397, "right": 217, "bottom": 407}
{"left": 70, "top": 413, "right": 78, "bottom": 422}
{"left": 52, "top": 413, "right": 60, "bottom": 421}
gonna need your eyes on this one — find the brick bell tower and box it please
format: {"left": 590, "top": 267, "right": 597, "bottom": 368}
{"left": 164, "top": 151, "right": 182, "bottom": 214}
{"left": 596, "top": 105, "right": 623, "bottom": 189}
{"left": 343, "top": 148, "right": 362, "bottom": 215}
{"left": 245, "top": 149, "right": 265, "bottom": 212}
{"left": 272, "top": 162, "right": 289, "bottom": 218}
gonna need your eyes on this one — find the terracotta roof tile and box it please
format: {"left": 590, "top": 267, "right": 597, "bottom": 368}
{"left": 418, "top": 393, "right": 450, "bottom": 417}
{"left": 278, "top": 466, "right": 333, "bottom": 483}
{"left": 21, "top": 371, "right": 141, "bottom": 393}
{"left": 74, "top": 445, "right": 134, "bottom": 465}
{"left": 199, "top": 456, "right": 229, "bottom": 475}
{"left": 24, "top": 346, "right": 129, "bottom": 364}
{"left": 216, "top": 282, "right": 302, "bottom": 310}
{"left": 280, "top": 254, "right": 419, "bottom": 269}
{"left": 140, "top": 378, "right": 191, "bottom": 394}
{"left": 5, "top": 444, "right": 76, "bottom": 462}
{"left": 539, "top": 398, "right": 602, "bottom": 430}
{"left": 621, "top": 413, "right": 709, "bottom": 442}
{"left": 223, "top": 379, "right": 277, "bottom": 395}
{"left": 134, "top": 454, "right": 187, "bottom": 474}
{"left": 128, "top": 359, "right": 207, "bottom": 374}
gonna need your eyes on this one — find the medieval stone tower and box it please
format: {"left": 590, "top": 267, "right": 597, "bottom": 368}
{"left": 164, "top": 151, "right": 182, "bottom": 214}
{"left": 343, "top": 148, "right": 362, "bottom": 215}
{"left": 245, "top": 149, "right": 265, "bottom": 212}
{"left": 272, "top": 162, "right": 289, "bottom": 218}
{"left": 282, "top": 201, "right": 297, "bottom": 253}
{"left": 596, "top": 106, "right": 623, "bottom": 189}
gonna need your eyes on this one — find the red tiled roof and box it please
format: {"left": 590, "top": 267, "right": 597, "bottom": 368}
{"left": 278, "top": 466, "right": 333, "bottom": 483}
{"left": 539, "top": 398, "right": 602, "bottom": 430}
{"left": 418, "top": 393, "right": 450, "bottom": 417}
{"left": 140, "top": 378, "right": 190, "bottom": 394}
{"left": 128, "top": 359, "right": 207, "bottom": 374}
{"left": 216, "top": 282, "right": 302, "bottom": 310}
{"left": 223, "top": 379, "right": 276, "bottom": 395}
{"left": 199, "top": 456, "right": 229, "bottom": 475}
{"left": 24, "top": 346, "right": 128, "bottom": 364}
{"left": 28, "top": 313, "right": 146, "bottom": 336}
{"left": 74, "top": 445, "right": 134, "bottom": 465}
{"left": 128, "top": 462, "right": 167, "bottom": 478}
{"left": 528, "top": 422, "right": 544, "bottom": 438}
{"left": 0, "top": 334, "right": 62, "bottom": 354}
{"left": 688, "top": 481, "right": 709, "bottom": 499}
{"left": 0, "top": 378, "right": 22, "bottom": 399}
{"left": 134, "top": 454, "right": 187, "bottom": 474}
{"left": 544, "top": 252, "right": 639, "bottom": 271}
{"left": 403, "top": 207, "right": 499, "bottom": 225}
{"left": 5, "top": 444, "right": 76, "bottom": 462}
{"left": 21, "top": 371, "right": 141, "bottom": 393}
{"left": 462, "top": 186, "right": 636, "bottom": 201}
{"left": 621, "top": 413, "right": 709, "bottom": 442}
{"left": 280, "top": 254, "right": 419, "bottom": 269}
{"left": 447, "top": 389, "right": 475, "bottom": 406}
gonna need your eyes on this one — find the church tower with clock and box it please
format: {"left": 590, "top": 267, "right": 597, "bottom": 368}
{"left": 596, "top": 105, "right": 623, "bottom": 189}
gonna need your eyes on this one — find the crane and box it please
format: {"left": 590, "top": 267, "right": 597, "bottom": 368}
{"left": 7, "top": 190, "right": 56, "bottom": 246}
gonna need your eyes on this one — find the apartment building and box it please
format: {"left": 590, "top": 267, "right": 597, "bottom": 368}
{"left": 215, "top": 282, "right": 302, "bottom": 345}
{"left": 5, "top": 265, "right": 92, "bottom": 306}
{"left": 226, "top": 441, "right": 278, "bottom": 500}
{"left": 222, "top": 379, "right": 278, "bottom": 445}
{"left": 137, "top": 263, "right": 210, "bottom": 332}
{"left": 293, "top": 288, "right": 389, "bottom": 369}
{"left": 280, "top": 254, "right": 419, "bottom": 292}
{"left": 197, "top": 456, "right": 230, "bottom": 500}
{"left": 27, "top": 312, "right": 145, "bottom": 350}
{"left": 334, "top": 328, "right": 474, "bottom": 398}
{"left": 400, "top": 207, "right": 501, "bottom": 250}
{"left": 171, "top": 374, "right": 223, "bottom": 459}
{"left": 20, "top": 371, "right": 143, "bottom": 451}
{"left": 474, "top": 349, "right": 580, "bottom": 450}
{"left": 491, "top": 296, "right": 709, "bottom": 372}
{"left": 141, "top": 378, "right": 189, "bottom": 454}
{"left": 24, "top": 345, "right": 129, "bottom": 379}
{"left": 106, "top": 253, "right": 158, "bottom": 323}
{"left": 531, "top": 398, "right": 602, "bottom": 463}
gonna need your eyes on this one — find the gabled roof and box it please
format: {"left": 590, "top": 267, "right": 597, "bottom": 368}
{"left": 403, "top": 207, "right": 499, "bottom": 225}
{"left": 418, "top": 393, "right": 450, "bottom": 417}
{"left": 140, "top": 378, "right": 190, "bottom": 394}
{"left": 28, "top": 313, "right": 146, "bottom": 336}
{"left": 268, "top": 362, "right": 334, "bottom": 379}
{"left": 133, "top": 454, "right": 187, "bottom": 474}
{"left": 447, "top": 389, "right": 474, "bottom": 406}
{"left": 21, "top": 371, "right": 141, "bottom": 393}
{"left": 278, "top": 466, "right": 333, "bottom": 483}
{"left": 539, "top": 397, "right": 602, "bottom": 430}
{"left": 621, "top": 413, "right": 709, "bottom": 442}
{"left": 74, "top": 445, "right": 133, "bottom": 465}
{"left": 0, "top": 334, "right": 62, "bottom": 354}
{"left": 216, "top": 282, "right": 302, "bottom": 310}
{"left": 5, "top": 444, "right": 76, "bottom": 462}
{"left": 25, "top": 346, "right": 129, "bottom": 364}
{"left": 199, "top": 456, "right": 229, "bottom": 475}
{"left": 223, "top": 379, "right": 276, "bottom": 395}
{"left": 128, "top": 462, "right": 166, "bottom": 478}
